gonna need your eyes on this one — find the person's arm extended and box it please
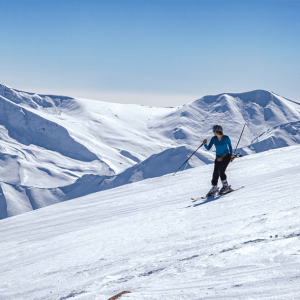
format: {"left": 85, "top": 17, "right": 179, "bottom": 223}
{"left": 204, "top": 137, "right": 214, "bottom": 151}
{"left": 227, "top": 136, "right": 233, "bottom": 155}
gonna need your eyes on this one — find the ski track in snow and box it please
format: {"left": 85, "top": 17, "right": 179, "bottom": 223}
{"left": 0, "top": 145, "right": 299, "bottom": 299}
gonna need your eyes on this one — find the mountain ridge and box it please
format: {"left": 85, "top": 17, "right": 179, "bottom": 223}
{"left": 1, "top": 83, "right": 300, "bottom": 219}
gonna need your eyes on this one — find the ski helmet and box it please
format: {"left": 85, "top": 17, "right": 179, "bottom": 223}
{"left": 213, "top": 125, "right": 223, "bottom": 132}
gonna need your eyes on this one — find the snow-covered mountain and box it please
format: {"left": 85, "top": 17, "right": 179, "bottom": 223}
{"left": 0, "top": 146, "right": 215, "bottom": 219}
{"left": 1, "top": 83, "right": 300, "bottom": 219}
{"left": 1, "top": 145, "right": 299, "bottom": 299}
{"left": 239, "top": 120, "right": 300, "bottom": 155}
{"left": 151, "top": 89, "right": 300, "bottom": 149}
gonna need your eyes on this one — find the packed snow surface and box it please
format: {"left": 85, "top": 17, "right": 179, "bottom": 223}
{"left": 0, "top": 145, "right": 299, "bottom": 299}
{"left": 1, "top": 83, "right": 300, "bottom": 219}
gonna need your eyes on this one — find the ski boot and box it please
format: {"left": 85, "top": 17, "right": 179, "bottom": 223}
{"left": 206, "top": 185, "right": 219, "bottom": 198}
{"left": 219, "top": 180, "right": 232, "bottom": 194}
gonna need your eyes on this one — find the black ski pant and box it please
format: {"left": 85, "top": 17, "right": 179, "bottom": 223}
{"left": 211, "top": 153, "right": 231, "bottom": 186}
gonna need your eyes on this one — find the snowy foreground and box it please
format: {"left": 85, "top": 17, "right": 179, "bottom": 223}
{"left": 1, "top": 145, "right": 300, "bottom": 300}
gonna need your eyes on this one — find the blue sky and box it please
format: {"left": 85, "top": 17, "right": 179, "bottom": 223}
{"left": 0, "top": 0, "right": 299, "bottom": 106}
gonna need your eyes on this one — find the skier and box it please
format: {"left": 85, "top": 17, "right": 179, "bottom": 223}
{"left": 203, "top": 125, "right": 234, "bottom": 197}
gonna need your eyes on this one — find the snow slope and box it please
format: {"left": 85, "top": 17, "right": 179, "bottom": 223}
{"left": 0, "top": 146, "right": 215, "bottom": 219}
{"left": 0, "top": 145, "right": 299, "bottom": 300}
{"left": 0, "top": 87, "right": 114, "bottom": 188}
{"left": 1, "top": 83, "right": 300, "bottom": 219}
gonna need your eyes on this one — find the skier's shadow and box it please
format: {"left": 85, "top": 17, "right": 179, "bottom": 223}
{"left": 187, "top": 195, "right": 222, "bottom": 208}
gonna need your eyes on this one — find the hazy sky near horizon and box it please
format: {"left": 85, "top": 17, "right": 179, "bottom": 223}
{"left": 0, "top": 0, "right": 299, "bottom": 106}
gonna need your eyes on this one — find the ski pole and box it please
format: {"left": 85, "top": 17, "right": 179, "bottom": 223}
{"left": 173, "top": 142, "right": 204, "bottom": 176}
{"left": 233, "top": 122, "right": 246, "bottom": 155}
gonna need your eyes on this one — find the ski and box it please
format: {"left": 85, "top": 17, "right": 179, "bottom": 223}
{"left": 191, "top": 186, "right": 244, "bottom": 202}
{"left": 191, "top": 197, "right": 203, "bottom": 202}
{"left": 191, "top": 189, "right": 219, "bottom": 202}
{"left": 191, "top": 195, "right": 215, "bottom": 202}
{"left": 218, "top": 185, "right": 244, "bottom": 196}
